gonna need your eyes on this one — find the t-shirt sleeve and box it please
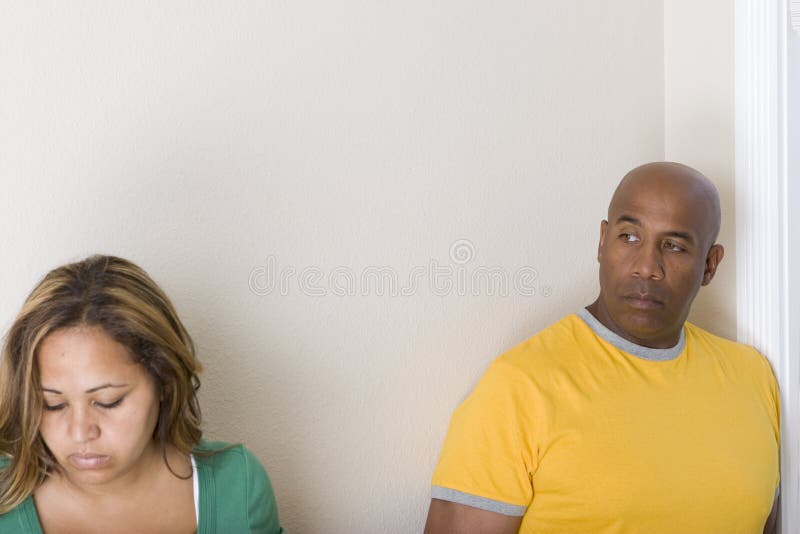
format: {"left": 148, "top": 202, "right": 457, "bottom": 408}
{"left": 242, "top": 447, "right": 284, "bottom": 534}
{"left": 760, "top": 352, "right": 781, "bottom": 493}
{"left": 431, "top": 359, "right": 537, "bottom": 516}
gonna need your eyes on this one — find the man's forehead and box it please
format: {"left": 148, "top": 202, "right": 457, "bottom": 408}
{"left": 608, "top": 177, "right": 713, "bottom": 238}
{"left": 605, "top": 162, "right": 722, "bottom": 247}
{"left": 612, "top": 163, "right": 718, "bottom": 207}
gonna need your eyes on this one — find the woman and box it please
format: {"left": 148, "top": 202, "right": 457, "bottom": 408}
{"left": 0, "top": 255, "right": 283, "bottom": 533}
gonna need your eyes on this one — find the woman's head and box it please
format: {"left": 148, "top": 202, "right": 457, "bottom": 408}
{"left": 0, "top": 255, "right": 202, "bottom": 508}
{"left": 36, "top": 324, "right": 164, "bottom": 488}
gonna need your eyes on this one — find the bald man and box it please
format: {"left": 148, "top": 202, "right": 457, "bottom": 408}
{"left": 424, "top": 163, "right": 780, "bottom": 534}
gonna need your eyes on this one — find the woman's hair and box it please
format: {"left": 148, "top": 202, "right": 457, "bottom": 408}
{"left": 0, "top": 254, "right": 203, "bottom": 512}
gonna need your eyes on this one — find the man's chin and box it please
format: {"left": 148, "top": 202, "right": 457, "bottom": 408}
{"left": 616, "top": 315, "right": 680, "bottom": 348}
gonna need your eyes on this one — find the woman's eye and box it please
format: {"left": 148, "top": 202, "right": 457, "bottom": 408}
{"left": 95, "top": 398, "right": 124, "bottom": 409}
{"left": 43, "top": 404, "right": 65, "bottom": 412}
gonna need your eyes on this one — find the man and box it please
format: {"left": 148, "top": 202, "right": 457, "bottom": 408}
{"left": 424, "top": 162, "right": 780, "bottom": 534}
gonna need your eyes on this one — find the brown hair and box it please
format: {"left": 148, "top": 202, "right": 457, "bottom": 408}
{"left": 0, "top": 255, "right": 203, "bottom": 512}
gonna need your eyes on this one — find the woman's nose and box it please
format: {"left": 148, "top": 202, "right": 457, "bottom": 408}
{"left": 67, "top": 405, "right": 100, "bottom": 443}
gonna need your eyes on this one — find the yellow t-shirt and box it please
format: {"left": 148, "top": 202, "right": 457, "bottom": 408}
{"left": 431, "top": 311, "right": 780, "bottom": 533}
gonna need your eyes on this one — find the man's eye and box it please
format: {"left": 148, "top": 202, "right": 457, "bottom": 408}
{"left": 619, "top": 233, "right": 640, "bottom": 242}
{"left": 43, "top": 404, "right": 65, "bottom": 412}
{"left": 94, "top": 398, "right": 124, "bottom": 409}
{"left": 664, "top": 241, "right": 685, "bottom": 252}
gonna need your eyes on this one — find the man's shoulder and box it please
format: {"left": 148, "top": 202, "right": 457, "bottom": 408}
{"left": 685, "top": 322, "right": 775, "bottom": 376}
{"left": 494, "top": 313, "right": 589, "bottom": 372}
{"left": 685, "top": 322, "right": 763, "bottom": 357}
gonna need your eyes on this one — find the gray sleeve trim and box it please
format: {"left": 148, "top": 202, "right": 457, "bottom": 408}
{"left": 431, "top": 486, "right": 527, "bottom": 517}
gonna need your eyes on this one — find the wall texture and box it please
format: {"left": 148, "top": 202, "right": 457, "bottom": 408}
{"left": 0, "top": 3, "right": 663, "bottom": 532}
{"left": 664, "top": 0, "right": 736, "bottom": 339}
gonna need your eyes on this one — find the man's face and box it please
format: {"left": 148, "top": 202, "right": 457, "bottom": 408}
{"left": 596, "top": 177, "right": 721, "bottom": 347}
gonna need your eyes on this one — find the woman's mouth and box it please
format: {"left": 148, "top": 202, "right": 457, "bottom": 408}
{"left": 68, "top": 453, "right": 110, "bottom": 469}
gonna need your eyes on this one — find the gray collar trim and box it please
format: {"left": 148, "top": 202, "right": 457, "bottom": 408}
{"left": 577, "top": 308, "right": 685, "bottom": 361}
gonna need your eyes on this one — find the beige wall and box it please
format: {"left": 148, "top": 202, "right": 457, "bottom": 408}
{"left": 0, "top": 3, "right": 663, "bottom": 532}
{"left": 664, "top": 0, "right": 736, "bottom": 339}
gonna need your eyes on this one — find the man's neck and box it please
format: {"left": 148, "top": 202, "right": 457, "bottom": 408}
{"left": 585, "top": 299, "right": 682, "bottom": 349}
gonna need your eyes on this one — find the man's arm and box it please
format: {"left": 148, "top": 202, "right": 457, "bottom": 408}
{"left": 763, "top": 495, "right": 778, "bottom": 534}
{"left": 423, "top": 499, "right": 522, "bottom": 534}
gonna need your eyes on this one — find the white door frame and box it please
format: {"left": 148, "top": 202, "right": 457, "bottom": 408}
{"left": 734, "top": 1, "right": 800, "bottom": 531}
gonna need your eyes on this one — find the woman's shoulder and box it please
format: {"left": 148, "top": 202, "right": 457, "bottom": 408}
{"left": 193, "top": 440, "right": 258, "bottom": 467}
{"left": 0, "top": 489, "right": 38, "bottom": 532}
{"left": 192, "top": 439, "right": 238, "bottom": 455}
{"left": 0, "top": 501, "right": 31, "bottom": 526}
{"left": 192, "top": 439, "right": 283, "bottom": 532}
{"left": 192, "top": 439, "right": 272, "bottom": 487}
{"left": 0, "top": 456, "right": 26, "bottom": 521}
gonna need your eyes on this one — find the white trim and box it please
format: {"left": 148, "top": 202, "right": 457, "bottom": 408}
{"left": 792, "top": 0, "right": 800, "bottom": 33}
{"left": 735, "top": 0, "right": 798, "bottom": 531}
{"left": 191, "top": 454, "right": 199, "bottom": 527}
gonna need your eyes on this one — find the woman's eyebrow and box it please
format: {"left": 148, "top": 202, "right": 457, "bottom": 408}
{"left": 41, "top": 384, "right": 128, "bottom": 395}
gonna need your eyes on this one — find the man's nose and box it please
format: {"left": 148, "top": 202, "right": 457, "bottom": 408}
{"left": 632, "top": 244, "right": 664, "bottom": 280}
{"left": 68, "top": 406, "right": 100, "bottom": 443}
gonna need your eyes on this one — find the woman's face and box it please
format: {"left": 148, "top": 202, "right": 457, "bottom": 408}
{"left": 37, "top": 325, "right": 161, "bottom": 488}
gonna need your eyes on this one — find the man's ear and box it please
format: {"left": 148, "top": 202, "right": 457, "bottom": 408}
{"left": 598, "top": 220, "right": 609, "bottom": 262}
{"left": 701, "top": 244, "right": 725, "bottom": 286}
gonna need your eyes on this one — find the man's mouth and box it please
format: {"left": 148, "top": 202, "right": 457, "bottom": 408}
{"left": 623, "top": 293, "right": 664, "bottom": 309}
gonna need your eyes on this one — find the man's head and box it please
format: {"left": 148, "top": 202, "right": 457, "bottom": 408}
{"left": 589, "top": 162, "right": 724, "bottom": 348}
